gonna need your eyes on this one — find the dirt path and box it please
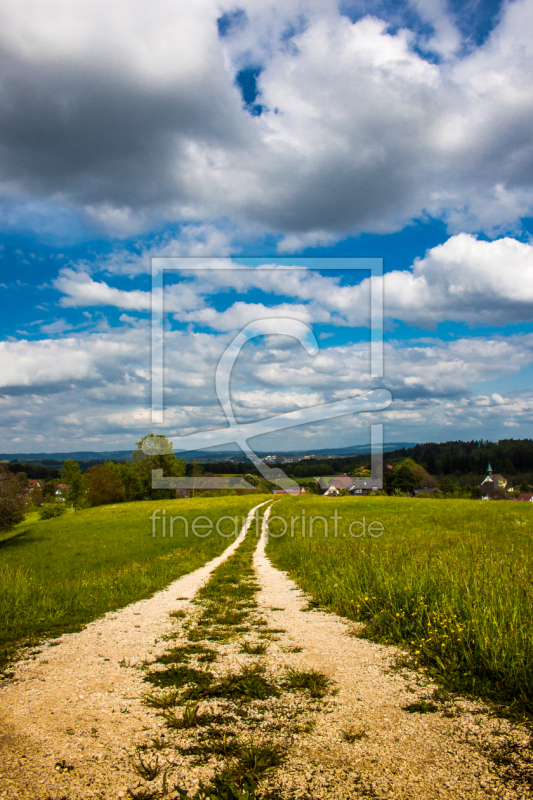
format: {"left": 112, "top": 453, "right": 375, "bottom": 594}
{"left": 0, "top": 500, "right": 530, "bottom": 799}
{"left": 0, "top": 501, "right": 269, "bottom": 800}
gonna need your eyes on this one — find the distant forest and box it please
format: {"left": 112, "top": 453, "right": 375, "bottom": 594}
{"left": 382, "top": 440, "right": 533, "bottom": 476}
{"left": 284, "top": 439, "right": 533, "bottom": 486}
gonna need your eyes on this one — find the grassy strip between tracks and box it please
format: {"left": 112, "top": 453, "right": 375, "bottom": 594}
{"left": 135, "top": 502, "right": 333, "bottom": 800}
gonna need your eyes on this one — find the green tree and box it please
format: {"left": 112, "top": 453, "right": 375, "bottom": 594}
{"left": 410, "top": 461, "right": 438, "bottom": 488}
{"left": 191, "top": 459, "right": 203, "bottom": 476}
{"left": 85, "top": 465, "right": 126, "bottom": 507}
{"left": 132, "top": 434, "right": 186, "bottom": 500}
{"left": 351, "top": 462, "right": 371, "bottom": 478}
{"left": 440, "top": 475, "right": 458, "bottom": 494}
{"left": 59, "top": 459, "right": 85, "bottom": 508}
{"left": 42, "top": 481, "right": 58, "bottom": 500}
{"left": 391, "top": 461, "right": 419, "bottom": 493}
{"left": 292, "top": 462, "right": 334, "bottom": 477}
{"left": 106, "top": 461, "right": 144, "bottom": 502}
{"left": 60, "top": 459, "right": 80, "bottom": 485}
{"left": 0, "top": 466, "right": 27, "bottom": 531}
{"left": 32, "top": 487, "right": 44, "bottom": 507}
{"left": 191, "top": 458, "right": 204, "bottom": 497}
{"left": 520, "top": 480, "right": 530, "bottom": 493}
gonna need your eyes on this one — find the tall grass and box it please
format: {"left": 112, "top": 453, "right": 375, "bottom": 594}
{"left": 266, "top": 496, "right": 533, "bottom": 716}
{"left": 0, "top": 496, "right": 266, "bottom": 668}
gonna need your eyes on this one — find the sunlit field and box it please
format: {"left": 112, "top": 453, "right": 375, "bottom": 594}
{"left": 266, "top": 496, "right": 533, "bottom": 717}
{"left": 0, "top": 495, "right": 266, "bottom": 668}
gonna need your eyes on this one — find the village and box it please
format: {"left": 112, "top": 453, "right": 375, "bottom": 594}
{"left": 271, "top": 461, "right": 533, "bottom": 501}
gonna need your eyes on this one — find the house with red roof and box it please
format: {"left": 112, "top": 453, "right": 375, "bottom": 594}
{"left": 55, "top": 483, "right": 71, "bottom": 501}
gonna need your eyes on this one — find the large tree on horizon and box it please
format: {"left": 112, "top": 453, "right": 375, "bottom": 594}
{"left": 132, "top": 434, "right": 186, "bottom": 500}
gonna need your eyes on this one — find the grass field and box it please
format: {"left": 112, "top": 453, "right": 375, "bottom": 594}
{"left": 266, "top": 496, "right": 533, "bottom": 718}
{"left": 0, "top": 495, "right": 267, "bottom": 669}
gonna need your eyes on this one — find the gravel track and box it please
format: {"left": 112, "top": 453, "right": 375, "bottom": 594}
{"left": 0, "top": 499, "right": 530, "bottom": 799}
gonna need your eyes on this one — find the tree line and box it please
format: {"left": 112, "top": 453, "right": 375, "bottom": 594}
{"left": 0, "top": 435, "right": 187, "bottom": 531}
{"left": 283, "top": 438, "right": 533, "bottom": 487}
{"left": 0, "top": 434, "right": 265, "bottom": 531}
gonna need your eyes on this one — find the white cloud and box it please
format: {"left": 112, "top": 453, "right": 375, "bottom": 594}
{"left": 52, "top": 260, "right": 368, "bottom": 327}
{"left": 232, "top": 388, "right": 325, "bottom": 419}
{"left": 2, "top": 324, "right": 533, "bottom": 450}
{"left": 276, "top": 231, "right": 340, "bottom": 254}
{"left": 409, "top": 0, "right": 461, "bottom": 58}
{"left": 50, "top": 233, "right": 533, "bottom": 329}
{"left": 380, "top": 233, "right": 533, "bottom": 326}
{"left": 175, "top": 300, "right": 323, "bottom": 331}
{"left": 239, "top": 333, "right": 533, "bottom": 402}
{"left": 55, "top": 270, "right": 152, "bottom": 310}
{"left": 54, "top": 268, "right": 203, "bottom": 313}
{"left": 0, "top": 331, "right": 142, "bottom": 389}
{"left": 39, "top": 319, "right": 74, "bottom": 335}
{"left": 119, "top": 313, "right": 143, "bottom": 325}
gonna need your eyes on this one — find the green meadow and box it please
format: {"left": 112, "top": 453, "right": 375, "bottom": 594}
{"left": 4, "top": 492, "right": 533, "bottom": 718}
{"left": 0, "top": 495, "right": 266, "bottom": 669}
{"left": 266, "top": 496, "right": 533, "bottom": 717}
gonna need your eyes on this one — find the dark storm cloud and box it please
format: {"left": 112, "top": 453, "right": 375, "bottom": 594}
{"left": 0, "top": 0, "right": 532, "bottom": 241}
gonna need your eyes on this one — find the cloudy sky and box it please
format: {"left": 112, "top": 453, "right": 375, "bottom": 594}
{"left": 2, "top": 0, "right": 533, "bottom": 454}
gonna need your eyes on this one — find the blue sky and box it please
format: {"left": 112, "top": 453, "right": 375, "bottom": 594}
{"left": 1, "top": 0, "right": 533, "bottom": 453}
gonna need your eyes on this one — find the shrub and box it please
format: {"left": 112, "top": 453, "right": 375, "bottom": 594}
{"left": 243, "top": 474, "right": 261, "bottom": 487}
{"left": 440, "top": 475, "right": 458, "bottom": 493}
{"left": 39, "top": 504, "right": 67, "bottom": 520}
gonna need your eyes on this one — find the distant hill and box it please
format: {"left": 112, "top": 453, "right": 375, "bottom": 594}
{"left": 0, "top": 442, "right": 415, "bottom": 464}
{"left": 300, "top": 442, "right": 416, "bottom": 457}
{"left": 0, "top": 448, "right": 250, "bottom": 464}
{"left": 0, "top": 450, "right": 134, "bottom": 463}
